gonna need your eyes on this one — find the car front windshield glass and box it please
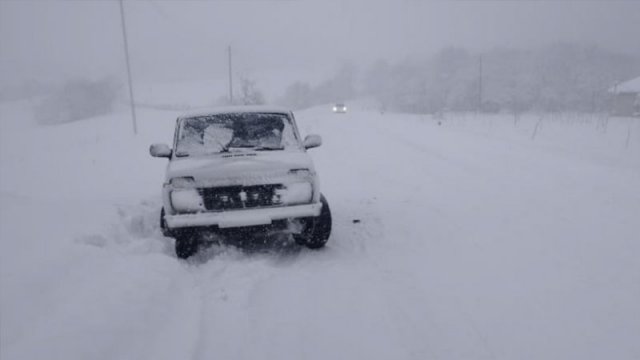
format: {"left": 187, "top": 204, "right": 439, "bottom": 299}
{"left": 175, "top": 112, "right": 299, "bottom": 157}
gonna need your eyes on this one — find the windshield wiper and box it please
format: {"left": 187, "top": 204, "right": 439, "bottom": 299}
{"left": 253, "top": 146, "right": 284, "bottom": 151}
{"left": 210, "top": 139, "right": 229, "bottom": 153}
{"left": 226, "top": 145, "right": 284, "bottom": 151}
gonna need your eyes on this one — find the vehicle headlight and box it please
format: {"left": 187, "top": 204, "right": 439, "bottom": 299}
{"left": 170, "top": 176, "right": 195, "bottom": 188}
{"left": 170, "top": 189, "right": 205, "bottom": 212}
{"left": 276, "top": 182, "right": 313, "bottom": 205}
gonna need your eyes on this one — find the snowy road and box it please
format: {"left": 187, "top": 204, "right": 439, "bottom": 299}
{"left": 1, "top": 102, "right": 639, "bottom": 359}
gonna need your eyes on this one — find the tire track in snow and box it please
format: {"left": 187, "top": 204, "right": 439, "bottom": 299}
{"left": 188, "top": 260, "right": 231, "bottom": 360}
{"left": 188, "top": 251, "right": 294, "bottom": 360}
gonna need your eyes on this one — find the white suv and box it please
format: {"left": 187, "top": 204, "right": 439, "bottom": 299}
{"left": 150, "top": 107, "right": 331, "bottom": 259}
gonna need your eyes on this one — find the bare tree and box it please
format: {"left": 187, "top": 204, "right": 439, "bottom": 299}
{"left": 239, "top": 77, "right": 265, "bottom": 105}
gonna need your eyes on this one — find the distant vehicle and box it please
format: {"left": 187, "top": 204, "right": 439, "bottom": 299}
{"left": 150, "top": 106, "right": 332, "bottom": 259}
{"left": 332, "top": 103, "right": 347, "bottom": 113}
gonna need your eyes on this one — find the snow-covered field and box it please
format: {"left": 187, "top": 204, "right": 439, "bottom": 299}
{"left": 1, "top": 99, "right": 639, "bottom": 359}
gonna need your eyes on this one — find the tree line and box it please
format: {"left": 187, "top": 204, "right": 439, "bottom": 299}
{"left": 279, "top": 43, "right": 640, "bottom": 114}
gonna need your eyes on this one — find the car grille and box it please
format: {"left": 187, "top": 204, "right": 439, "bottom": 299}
{"left": 198, "top": 184, "right": 284, "bottom": 211}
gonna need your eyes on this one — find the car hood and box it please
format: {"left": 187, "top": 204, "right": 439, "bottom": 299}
{"left": 165, "top": 150, "right": 315, "bottom": 185}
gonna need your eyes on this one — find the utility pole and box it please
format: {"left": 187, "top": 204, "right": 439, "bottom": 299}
{"left": 478, "top": 54, "right": 483, "bottom": 113}
{"left": 119, "top": 0, "right": 137, "bottom": 135}
{"left": 228, "top": 45, "right": 233, "bottom": 105}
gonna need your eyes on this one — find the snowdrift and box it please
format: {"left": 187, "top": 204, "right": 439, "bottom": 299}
{"left": 1, "top": 99, "right": 639, "bottom": 359}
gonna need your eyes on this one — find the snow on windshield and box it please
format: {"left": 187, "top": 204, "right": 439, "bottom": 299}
{"left": 175, "top": 113, "right": 299, "bottom": 156}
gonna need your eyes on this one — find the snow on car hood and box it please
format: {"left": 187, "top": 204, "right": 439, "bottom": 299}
{"left": 165, "top": 150, "right": 315, "bottom": 186}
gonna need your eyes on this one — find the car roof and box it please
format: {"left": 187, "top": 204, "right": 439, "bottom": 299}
{"left": 178, "top": 106, "right": 291, "bottom": 119}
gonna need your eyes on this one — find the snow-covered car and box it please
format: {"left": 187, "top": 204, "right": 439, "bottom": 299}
{"left": 332, "top": 103, "right": 347, "bottom": 113}
{"left": 150, "top": 107, "right": 331, "bottom": 259}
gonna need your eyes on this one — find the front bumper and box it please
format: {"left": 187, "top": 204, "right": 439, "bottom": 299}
{"left": 165, "top": 202, "right": 322, "bottom": 229}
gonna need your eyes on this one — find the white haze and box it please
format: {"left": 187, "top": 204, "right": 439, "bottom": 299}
{"left": 1, "top": 0, "right": 639, "bottom": 89}
{"left": 2, "top": 2, "right": 640, "bottom": 359}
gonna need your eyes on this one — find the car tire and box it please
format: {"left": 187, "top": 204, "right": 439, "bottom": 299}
{"left": 293, "top": 194, "right": 332, "bottom": 249}
{"left": 175, "top": 232, "right": 200, "bottom": 259}
{"left": 160, "top": 207, "right": 171, "bottom": 237}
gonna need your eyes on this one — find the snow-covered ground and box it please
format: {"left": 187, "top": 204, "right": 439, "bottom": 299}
{"left": 1, "top": 99, "right": 639, "bottom": 359}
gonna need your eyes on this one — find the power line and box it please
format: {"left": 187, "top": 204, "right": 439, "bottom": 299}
{"left": 478, "top": 54, "right": 483, "bottom": 113}
{"left": 228, "top": 45, "right": 233, "bottom": 104}
{"left": 119, "top": 0, "right": 138, "bottom": 135}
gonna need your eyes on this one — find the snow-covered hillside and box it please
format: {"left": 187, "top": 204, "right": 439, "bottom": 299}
{"left": 1, "top": 100, "right": 639, "bottom": 359}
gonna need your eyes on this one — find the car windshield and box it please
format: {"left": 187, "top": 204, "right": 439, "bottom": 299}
{"left": 175, "top": 112, "right": 299, "bottom": 157}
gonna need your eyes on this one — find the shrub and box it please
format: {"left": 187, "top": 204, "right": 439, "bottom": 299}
{"left": 35, "top": 78, "right": 120, "bottom": 125}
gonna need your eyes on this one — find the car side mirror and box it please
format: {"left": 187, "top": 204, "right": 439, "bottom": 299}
{"left": 303, "top": 134, "right": 322, "bottom": 149}
{"left": 149, "top": 143, "right": 172, "bottom": 158}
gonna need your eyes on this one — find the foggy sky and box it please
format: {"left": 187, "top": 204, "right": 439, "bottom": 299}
{"left": 1, "top": 0, "right": 639, "bottom": 89}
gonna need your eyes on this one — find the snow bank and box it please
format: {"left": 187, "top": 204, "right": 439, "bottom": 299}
{"left": 1, "top": 98, "right": 639, "bottom": 359}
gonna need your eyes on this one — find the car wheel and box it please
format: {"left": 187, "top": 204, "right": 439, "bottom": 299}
{"left": 293, "top": 194, "right": 332, "bottom": 249}
{"left": 175, "top": 233, "right": 200, "bottom": 259}
{"left": 160, "top": 208, "right": 171, "bottom": 237}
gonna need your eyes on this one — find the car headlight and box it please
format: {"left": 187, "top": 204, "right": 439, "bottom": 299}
{"left": 276, "top": 182, "right": 313, "bottom": 205}
{"left": 170, "top": 176, "right": 195, "bottom": 188}
{"left": 170, "top": 189, "right": 205, "bottom": 212}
